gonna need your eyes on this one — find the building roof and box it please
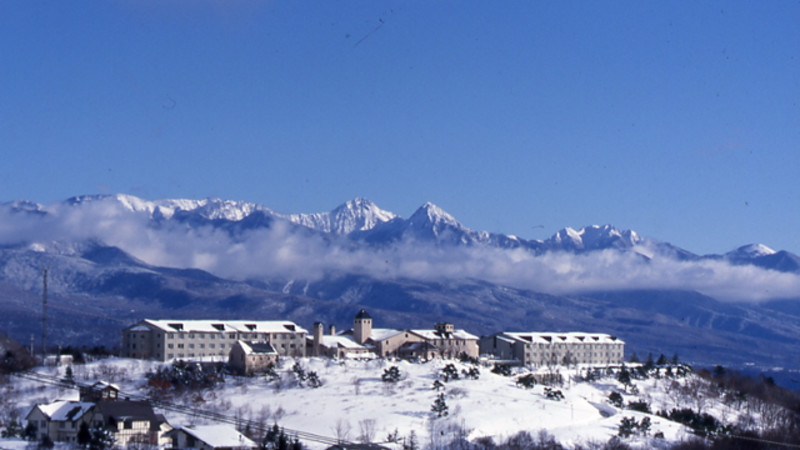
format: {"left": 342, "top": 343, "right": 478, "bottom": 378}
{"left": 171, "top": 424, "right": 257, "bottom": 449}
{"left": 339, "top": 327, "right": 403, "bottom": 342}
{"left": 136, "top": 319, "right": 308, "bottom": 334}
{"left": 236, "top": 340, "right": 278, "bottom": 355}
{"left": 354, "top": 309, "right": 372, "bottom": 320}
{"left": 32, "top": 400, "right": 94, "bottom": 422}
{"left": 94, "top": 400, "right": 158, "bottom": 422}
{"left": 320, "top": 335, "right": 367, "bottom": 350}
{"left": 409, "top": 329, "right": 479, "bottom": 341}
{"left": 90, "top": 381, "right": 120, "bottom": 391}
{"left": 501, "top": 332, "right": 624, "bottom": 345}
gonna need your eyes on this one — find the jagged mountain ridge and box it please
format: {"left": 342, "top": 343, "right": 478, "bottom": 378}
{"left": 4, "top": 194, "right": 797, "bottom": 272}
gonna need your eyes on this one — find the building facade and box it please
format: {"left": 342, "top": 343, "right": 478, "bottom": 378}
{"left": 121, "top": 319, "right": 307, "bottom": 362}
{"left": 479, "top": 332, "right": 625, "bottom": 367}
{"left": 229, "top": 341, "right": 279, "bottom": 375}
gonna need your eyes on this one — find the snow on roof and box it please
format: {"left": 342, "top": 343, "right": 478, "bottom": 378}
{"left": 237, "top": 340, "right": 277, "bottom": 355}
{"left": 502, "top": 332, "right": 624, "bottom": 345}
{"left": 140, "top": 319, "right": 307, "bottom": 334}
{"left": 36, "top": 400, "right": 94, "bottom": 421}
{"left": 409, "top": 329, "right": 478, "bottom": 341}
{"left": 369, "top": 328, "right": 404, "bottom": 341}
{"left": 320, "top": 335, "right": 367, "bottom": 350}
{"left": 128, "top": 325, "right": 150, "bottom": 331}
{"left": 176, "top": 424, "right": 257, "bottom": 448}
{"left": 91, "top": 381, "right": 120, "bottom": 391}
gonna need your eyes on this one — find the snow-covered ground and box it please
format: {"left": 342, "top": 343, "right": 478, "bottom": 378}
{"left": 0, "top": 357, "right": 765, "bottom": 448}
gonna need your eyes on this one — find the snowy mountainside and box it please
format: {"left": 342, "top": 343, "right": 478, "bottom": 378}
{"left": 5, "top": 357, "right": 799, "bottom": 449}
{"left": 3, "top": 194, "right": 800, "bottom": 380}
{"left": 288, "top": 197, "right": 397, "bottom": 234}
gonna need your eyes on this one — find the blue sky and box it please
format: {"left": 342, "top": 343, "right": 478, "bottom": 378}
{"left": 2, "top": 1, "right": 798, "bottom": 255}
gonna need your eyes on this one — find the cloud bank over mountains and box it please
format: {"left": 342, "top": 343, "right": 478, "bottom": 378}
{"left": 2, "top": 194, "right": 799, "bottom": 303}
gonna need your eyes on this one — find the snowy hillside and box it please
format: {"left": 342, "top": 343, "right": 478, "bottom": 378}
{"left": 3, "top": 357, "right": 798, "bottom": 449}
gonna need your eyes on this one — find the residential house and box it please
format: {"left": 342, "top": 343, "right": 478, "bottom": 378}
{"left": 479, "top": 332, "right": 625, "bottom": 367}
{"left": 79, "top": 381, "right": 120, "bottom": 402}
{"left": 91, "top": 400, "right": 171, "bottom": 447}
{"left": 229, "top": 341, "right": 279, "bottom": 376}
{"left": 24, "top": 400, "right": 94, "bottom": 443}
{"left": 166, "top": 424, "right": 257, "bottom": 449}
{"left": 26, "top": 398, "right": 170, "bottom": 447}
{"left": 121, "top": 319, "right": 307, "bottom": 362}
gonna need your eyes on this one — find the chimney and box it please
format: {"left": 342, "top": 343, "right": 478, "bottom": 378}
{"left": 329, "top": 324, "right": 336, "bottom": 336}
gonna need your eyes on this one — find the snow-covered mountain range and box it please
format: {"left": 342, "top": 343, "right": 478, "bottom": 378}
{"left": 2, "top": 194, "right": 800, "bottom": 384}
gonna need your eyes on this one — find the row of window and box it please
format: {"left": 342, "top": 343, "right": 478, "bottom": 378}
{"left": 163, "top": 332, "right": 300, "bottom": 340}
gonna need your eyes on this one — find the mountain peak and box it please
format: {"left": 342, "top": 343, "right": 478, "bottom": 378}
{"left": 289, "top": 198, "right": 397, "bottom": 234}
{"left": 410, "top": 202, "right": 460, "bottom": 227}
{"left": 728, "top": 243, "right": 777, "bottom": 259}
{"left": 546, "top": 224, "right": 641, "bottom": 251}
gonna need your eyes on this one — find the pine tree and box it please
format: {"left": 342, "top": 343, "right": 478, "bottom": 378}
{"left": 440, "top": 364, "right": 459, "bottom": 382}
{"left": 617, "top": 417, "right": 636, "bottom": 438}
{"left": 403, "top": 430, "right": 418, "bottom": 450}
{"left": 89, "top": 426, "right": 114, "bottom": 450}
{"left": 1, "top": 416, "right": 22, "bottom": 438}
{"left": 656, "top": 354, "right": 667, "bottom": 366}
{"left": 77, "top": 422, "right": 91, "bottom": 446}
{"left": 306, "top": 371, "right": 322, "bottom": 388}
{"left": 382, "top": 366, "right": 401, "bottom": 383}
{"left": 431, "top": 393, "right": 449, "bottom": 418}
{"left": 64, "top": 365, "right": 75, "bottom": 384}
{"left": 23, "top": 422, "right": 37, "bottom": 441}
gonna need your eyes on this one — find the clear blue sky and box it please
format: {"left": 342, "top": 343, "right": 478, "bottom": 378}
{"left": 1, "top": 1, "right": 798, "bottom": 254}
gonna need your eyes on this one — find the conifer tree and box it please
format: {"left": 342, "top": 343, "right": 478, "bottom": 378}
{"left": 431, "top": 393, "right": 449, "bottom": 417}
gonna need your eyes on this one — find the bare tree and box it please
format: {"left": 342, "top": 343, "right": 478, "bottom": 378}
{"left": 332, "top": 419, "right": 351, "bottom": 444}
{"left": 358, "top": 418, "right": 376, "bottom": 443}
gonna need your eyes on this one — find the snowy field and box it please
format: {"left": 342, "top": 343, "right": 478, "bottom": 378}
{"left": 1, "top": 357, "right": 763, "bottom": 448}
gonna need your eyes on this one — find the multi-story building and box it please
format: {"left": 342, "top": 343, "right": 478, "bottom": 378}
{"left": 407, "top": 322, "right": 479, "bottom": 359}
{"left": 121, "top": 319, "right": 307, "bottom": 362}
{"left": 479, "top": 332, "right": 625, "bottom": 367}
{"left": 314, "top": 310, "right": 479, "bottom": 360}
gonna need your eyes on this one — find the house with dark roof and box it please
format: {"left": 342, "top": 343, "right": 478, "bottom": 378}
{"left": 91, "top": 400, "right": 172, "bottom": 447}
{"left": 79, "top": 380, "right": 120, "bottom": 402}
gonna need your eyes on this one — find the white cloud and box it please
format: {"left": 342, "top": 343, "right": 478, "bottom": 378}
{"left": 2, "top": 198, "right": 800, "bottom": 303}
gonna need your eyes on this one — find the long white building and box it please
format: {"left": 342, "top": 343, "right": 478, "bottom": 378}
{"left": 479, "top": 332, "right": 624, "bottom": 367}
{"left": 121, "top": 319, "right": 307, "bottom": 362}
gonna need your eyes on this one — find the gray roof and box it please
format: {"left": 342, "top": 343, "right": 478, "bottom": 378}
{"left": 354, "top": 309, "right": 372, "bottom": 320}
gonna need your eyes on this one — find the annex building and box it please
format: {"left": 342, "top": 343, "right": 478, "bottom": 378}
{"left": 479, "top": 332, "right": 624, "bottom": 367}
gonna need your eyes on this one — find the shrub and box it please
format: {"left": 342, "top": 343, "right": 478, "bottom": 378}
{"left": 516, "top": 374, "right": 536, "bottom": 389}
{"left": 382, "top": 366, "right": 401, "bottom": 383}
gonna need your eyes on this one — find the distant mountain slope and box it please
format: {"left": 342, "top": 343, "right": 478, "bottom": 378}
{"left": 2, "top": 194, "right": 800, "bottom": 377}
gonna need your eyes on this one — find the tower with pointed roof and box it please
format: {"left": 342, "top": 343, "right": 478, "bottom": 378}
{"left": 353, "top": 309, "right": 372, "bottom": 344}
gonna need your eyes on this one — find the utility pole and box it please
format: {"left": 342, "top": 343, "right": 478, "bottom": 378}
{"left": 42, "top": 268, "right": 47, "bottom": 362}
